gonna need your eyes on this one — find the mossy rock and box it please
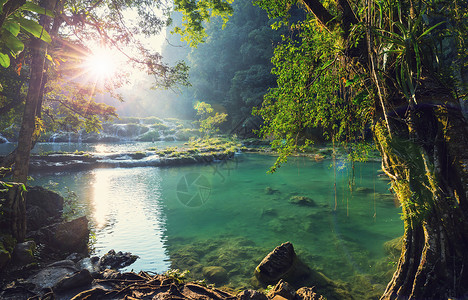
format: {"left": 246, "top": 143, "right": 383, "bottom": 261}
{"left": 289, "top": 196, "right": 316, "bottom": 206}
{"left": 202, "top": 266, "right": 228, "bottom": 284}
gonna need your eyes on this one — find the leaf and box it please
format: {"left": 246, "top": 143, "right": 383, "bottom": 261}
{"left": 3, "top": 31, "right": 24, "bottom": 56}
{"left": 0, "top": 52, "right": 10, "bottom": 68}
{"left": 18, "top": 18, "right": 52, "bottom": 43}
{"left": 20, "top": 2, "right": 54, "bottom": 17}
{"left": 3, "top": 20, "right": 21, "bottom": 36}
{"left": 417, "top": 21, "right": 446, "bottom": 41}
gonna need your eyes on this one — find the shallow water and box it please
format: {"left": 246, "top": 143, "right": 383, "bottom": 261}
{"left": 27, "top": 149, "right": 403, "bottom": 296}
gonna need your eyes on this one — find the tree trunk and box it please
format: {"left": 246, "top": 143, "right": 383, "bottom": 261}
{"left": 0, "top": 182, "right": 26, "bottom": 242}
{"left": 12, "top": 0, "right": 57, "bottom": 183}
{"left": 374, "top": 83, "right": 468, "bottom": 299}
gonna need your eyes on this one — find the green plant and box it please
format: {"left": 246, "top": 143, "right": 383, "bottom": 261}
{"left": 163, "top": 269, "right": 190, "bottom": 284}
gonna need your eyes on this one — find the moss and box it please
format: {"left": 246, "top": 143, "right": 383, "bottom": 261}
{"left": 136, "top": 130, "right": 160, "bottom": 142}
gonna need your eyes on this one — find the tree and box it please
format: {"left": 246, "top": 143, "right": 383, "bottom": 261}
{"left": 194, "top": 101, "right": 227, "bottom": 136}
{"left": 254, "top": 0, "right": 468, "bottom": 298}
{"left": 1, "top": 0, "right": 192, "bottom": 182}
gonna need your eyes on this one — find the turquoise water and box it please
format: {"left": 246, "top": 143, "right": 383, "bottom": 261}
{"left": 19, "top": 145, "right": 402, "bottom": 296}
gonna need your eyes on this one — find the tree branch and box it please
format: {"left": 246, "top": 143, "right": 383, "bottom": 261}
{"left": 300, "top": 0, "right": 337, "bottom": 29}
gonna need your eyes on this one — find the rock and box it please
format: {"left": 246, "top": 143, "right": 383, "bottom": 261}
{"left": 255, "top": 242, "right": 296, "bottom": 284}
{"left": 265, "top": 187, "right": 279, "bottom": 195}
{"left": 54, "top": 269, "right": 93, "bottom": 292}
{"left": 384, "top": 236, "right": 403, "bottom": 258}
{"left": 26, "top": 262, "right": 78, "bottom": 290}
{"left": 66, "top": 252, "right": 86, "bottom": 262}
{"left": 25, "top": 206, "right": 50, "bottom": 232}
{"left": 266, "top": 280, "right": 296, "bottom": 300}
{"left": 26, "top": 186, "right": 64, "bottom": 224}
{"left": 99, "top": 249, "right": 139, "bottom": 269}
{"left": 289, "top": 196, "right": 316, "bottom": 206}
{"left": 37, "top": 216, "right": 89, "bottom": 254}
{"left": 12, "top": 241, "right": 36, "bottom": 265}
{"left": 77, "top": 257, "right": 100, "bottom": 274}
{"left": 295, "top": 287, "right": 325, "bottom": 300}
{"left": 202, "top": 266, "right": 228, "bottom": 284}
{"left": 237, "top": 289, "right": 268, "bottom": 300}
{"left": 261, "top": 208, "right": 278, "bottom": 217}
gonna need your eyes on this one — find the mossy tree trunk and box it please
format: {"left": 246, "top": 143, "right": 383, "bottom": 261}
{"left": 374, "top": 82, "right": 468, "bottom": 299}
{"left": 0, "top": 182, "right": 27, "bottom": 242}
{"left": 12, "top": 0, "right": 58, "bottom": 183}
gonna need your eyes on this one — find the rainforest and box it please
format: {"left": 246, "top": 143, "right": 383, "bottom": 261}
{"left": 0, "top": 0, "right": 467, "bottom": 299}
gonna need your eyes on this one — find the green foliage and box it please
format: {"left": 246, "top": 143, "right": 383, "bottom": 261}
{"left": 173, "top": 0, "right": 234, "bottom": 47}
{"left": 253, "top": 16, "right": 373, "bottom": 172}
{"left": 136, "top": 130, "right": 160, "bottom": 142}
{"left": 0, "top": 1, "right": 52, "bottom": 68}
{"left": 163, "top": 269, "right": 190, "bottom": 284}
{"left": 194, "top": 101, "right": 227, "bottom": 137}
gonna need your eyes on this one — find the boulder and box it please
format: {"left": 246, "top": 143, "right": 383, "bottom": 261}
{"left": 33, "top": 216, "right": 89, "bottom": 254}
{"left": 289, "top": 196, "right": 316, "bottom": 207}
{"left": 12, "top": 241, "right": 36, "bottom": 265}
{"left": 26, "top": 261, "right": 78, "bottom": 290}
{"left": 237, "top": 289, "right": 268, "bottom": 300}
{"left": 26, "top": 186, "right": 64, "bottom": 231}
{"left": 255, "top": 242, "right": 296, "bottom": 284}
{"left": 99, "top": 249, "right": 139, "bottom": 270}
{"left": 54, "top": 269, "right": 93, "bottom": 292}
{"left": 202, "top": 266, "right": 228, "bottom": 284}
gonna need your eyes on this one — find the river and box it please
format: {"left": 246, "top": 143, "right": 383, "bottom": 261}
{"left": 1, "top": 142, "right": 403, "bottom": 294}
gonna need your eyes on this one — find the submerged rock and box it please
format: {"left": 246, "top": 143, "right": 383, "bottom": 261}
{"left": 203, "top": 266, "right": 228, "bottom": 284}
{"left": 289, "top": 196, "right": 316, "bottom": 207}
{"left": 383, "top": 236, "right": 403, "bottom": 258}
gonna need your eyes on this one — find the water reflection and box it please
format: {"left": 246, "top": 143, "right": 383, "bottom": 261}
{"left": 89, "top": 168, "right": 170, "bottom": 272}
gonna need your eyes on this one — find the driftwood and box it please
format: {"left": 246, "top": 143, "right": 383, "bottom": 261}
{"left": 70, "top": 272, "right": 236, "bottom": 300}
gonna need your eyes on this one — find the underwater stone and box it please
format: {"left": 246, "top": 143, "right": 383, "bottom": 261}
{"left": 202, "top": 266, "right": 228, "bottom": 284}
{"left": 264, "top": 187, "right": 279, "bottom": 195}
{"left": 255, "top": 242, "right": 296, "bottom": 284}
{"left": 289, "top": 196, "right": 316, "bottom": 207}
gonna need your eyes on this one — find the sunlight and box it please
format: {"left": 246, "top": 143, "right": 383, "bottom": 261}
{"left": 92, "top": 170, "right": 112, "bottom": 228}
{"left": 83, "top": 47, "right": 118, "bottom": 80}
